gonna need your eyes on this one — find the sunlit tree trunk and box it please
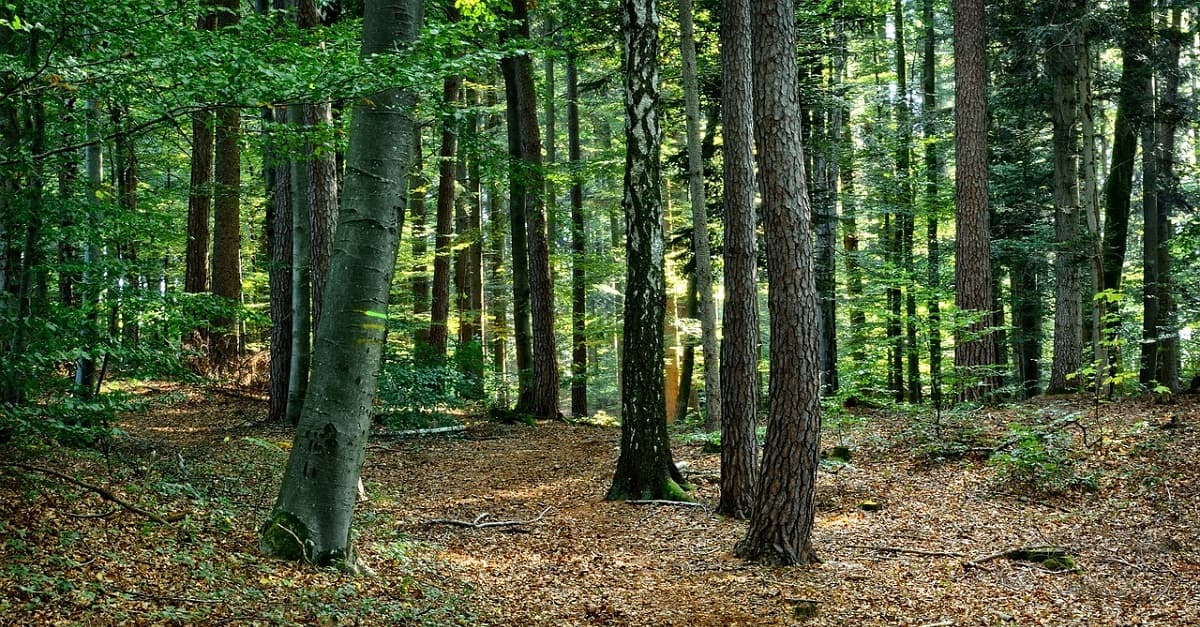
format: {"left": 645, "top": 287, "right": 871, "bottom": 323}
{"left": 1153, "top": 8, "right": 1183, "bottom": 392}
{"left": 921, "top": 0, "right": 944, "bottom": 408}
{"left": 261, "top": 0, "right": 421, "bottom": 571}
{"left": 209, "top": 0, "right": 243, "bottom": 369}
{"left": 428, "top": 74, "right": 460, "bottom": 360}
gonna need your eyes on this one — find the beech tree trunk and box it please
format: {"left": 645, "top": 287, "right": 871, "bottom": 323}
{"left": 735, "top": 0, "right": 822, "bottom": 566}
{"left": 428, "top": 75, "right": 460, "bottom": 360}
{"left": 1047, "top": 3, "right": 1084, "bottom": 394}
{"left": 607, "top": 0, "right": 686, "bottom": 502}
{"left": 261, "top": 0, "right": 421, "bottom": 571}
{"left": 717, "top": 0, "right": 759, "bottom": 520}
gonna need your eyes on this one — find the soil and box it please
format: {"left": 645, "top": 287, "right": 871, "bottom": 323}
{"left": 2, "top": 385, "right": 1198, "bottom": 625}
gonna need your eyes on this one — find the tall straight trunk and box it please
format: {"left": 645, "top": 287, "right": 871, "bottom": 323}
{"left": 1153, "top": 8, "right": 1183, "bottom": 391}
{"left": 1079, "top": 41, "right": 1105, "bottom": 390}
{"left": 813, "top": 99, "right": 838, "bottom": 396}
{"left": 567, "top": 56, "right": 588, "bottom": 418}
{"left": 428, "top": 75, "right": 460, "bottom": 360}
{"left": 1047, "top": 3, "right": 1085, "bottom": 394}
{"left": 458, "top": 85, "right": 484, "bottom": 390}
{"left": 1138, "top": 8, "right": 1160, "bottom": 388}
{"left": 921, "top": 0, "right": 943, "bottom": 408}
{"left": 543, "top": 23, "right": 558, "bottom": 255}
{"left": 607, "top": 0, "right": 685, "bottom": 501}
{"left": 409, "top": 131, "right": 430, "bottom": 322}
{"left": 307, "top": 101, "right": 339, "bottom": 330}
{"left": 717, "top": 0, "right": 758, "bottom": 520}
{"left": 678, "top": 0, "right": 722, "bottom": 430}
{"left": 266, "top": 106, "right": 293, "bottom": 424}
{"left": 501, "top": 56, "right": 534, "bottom": 403}
{"left": 75, "top": 95, "right": 102, "bottom": 399}
{"left": 1099, "top": 0, "right": 1151, "bottom": 390}
{"left": 287, "top": 98, "right": 313, "bottom": 425}
{"left": 503, "top": 0, "right": 559, "bottom": 418}
{"left": 838, "top": 39, "right": 866, "bottom": 364}
{"left": 112, "top": 105, "right": 139, "bottom": 345}
{"left": 262, "top": 0, "right": 422, "bottom": 571}
{"left": 209, "top": 1, "right": 242, "bottom": 368}
{"left": 894, "top": 0, "right": 920, "bottom": 403}
{"left": 186, "top": 110, "right": 214, "bottom": 296}
{"left": 1010, "top": 258, "right": 1042, "bottom": 398}
{"left": 736, "top": 0, "right": 822, "bottom": 566}
{"left": 487, "top": 177, "right": 509, "bottom": 406}
{"left": 673, "top": 275, "right": 698, "bottom": 423}
{"left": 952, "top": 0, "right": 998, "bottom": 399}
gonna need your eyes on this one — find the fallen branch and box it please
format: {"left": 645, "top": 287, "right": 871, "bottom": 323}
{"left": 0, "top": 462, "right": 172, "bottom": 525}
{"left": 378, "top": 424, "right": 466, "bottom": 437}
{"left": 625, "top": 499, "right": 709, "bottom": 509}
{"left": 966, "top": 546, "right": 1075, "bottom": 571}
{"left": 425, "top": 506, "right": 550, "bottom": 529}
{"left": 841, "top": 543, "right": 965, "bottom": 558}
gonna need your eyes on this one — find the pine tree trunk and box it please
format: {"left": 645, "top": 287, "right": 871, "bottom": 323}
{"left": 717, "top": 0, "right": 759, "bottom": 520}
{"left": 952, "top": 0, "right": 998, "bottom": 400}
{"left": 261, "top": 0, "right": 421, "bottom": 571}
{"left": 266, "top": 106, "right": 293, "bottom": 424}
{"left": 735, "top": 0, "right": 822, "bottom": 566}
{"left": 607, "top": 0, "right": 685, "bottom": 501}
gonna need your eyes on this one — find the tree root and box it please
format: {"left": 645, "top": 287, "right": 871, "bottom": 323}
{"left": 1, "top": 461, "right": 173, "bottom": 525}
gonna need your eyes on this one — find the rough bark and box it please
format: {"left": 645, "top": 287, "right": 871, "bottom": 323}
{"left": 952, "top": 0, "right": 999, "bottom": 400}
{"left": 261, "top": 0, "right": 421, "bottom": 571}
{"left": 266, "top": 107, "right": 293, "bottom": 424}
{"left": 607, "top": 0, "right": 685, "bottom": 502}
{"left": 735, "top": 0, "right": 822, "bottom": 566}
{"left": 1153, "top": 8, "right": 1183, "bottom": 391}
{"left": 716, "top": 0, "right": 758, "bottom": 520}
{"left": 409, "top": 130, "right": 430, "bottom": 324}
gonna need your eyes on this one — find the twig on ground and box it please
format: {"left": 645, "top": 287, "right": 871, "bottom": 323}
{"left": 110, "top": 588, "right": 224, "bottom": 604}
{"left": 425, "top": 506, "right": 551, "bottom": 529}
{"left": 841, "top": 543, "right": 965, "bottom": 558}
{"left": 0, "top": 462, "right": 172, "bottom": 525}
{"left": 625, "top": 499, "right": 709, "bottom": 509}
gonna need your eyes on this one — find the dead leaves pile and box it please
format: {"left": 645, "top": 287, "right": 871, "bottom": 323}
{"left": 2, "top": 387, "right": 1198, "bottom": 625}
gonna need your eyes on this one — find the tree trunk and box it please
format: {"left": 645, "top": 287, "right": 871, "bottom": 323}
{"left": 607, "top": 0, "right": 685, "bottom": 502}
{"left": 921, "top": 0, "right": 943, "bottom": 408}
{"left": 410, "top": 130, "right": 430, "bottom": 329}
{"left": 567, "top": 55, "right": 588, "bottom": 418}
{"left": 894, "top": 0, "right": 920, "bottom": 403}
{"left": 503, "top": 0, "right": 559, "bottom": 419}
{"left": 678, "top": 0, "right": 722, "bottom": 431}
{"left": 209, "top": 2, "right": 242, "bottom": 369}
{"left": 266, "top": 106, "right": 293, "bottom": 424}
{"left": 261, "top": 0, "right": 421, "bottom": 571}
{"left": 1153, "top": 8, "right": 1183, "bottom": 392}
{"left": 1046, "top": 3, "right": 1084, "bottom": 394}
{"left": 735, "top": 0, "right": 822, "bottom": 566}
{"left": 500, "top": 52, "right": 534, "bottom": 405}
{"left": 287, "top": 94, "right": 312, "bottom": 425}
{"left": 952, "top": 0, "right": 998, "bottom": 400}
{"left": 717, "top": 0, "right": 759, "bottom": 520}
{"left": 428, "top": 75, "right": 460, "bottom": 360}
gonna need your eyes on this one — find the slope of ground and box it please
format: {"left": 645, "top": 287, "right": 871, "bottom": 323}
{"left": 1, "top": 385, "right": 1197, "bottom": 625}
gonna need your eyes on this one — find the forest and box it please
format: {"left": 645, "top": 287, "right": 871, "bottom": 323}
{"left": 1, "top": 0, "right": 1198, "bottom": 623}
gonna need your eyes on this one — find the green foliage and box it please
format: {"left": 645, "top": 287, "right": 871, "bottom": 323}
{"left": 903, "top": 403, "right": 988, "bottom": 463}
{"left": 376, "top": 356, "right": 467, "bottom": 431}
{"left": 988, "top": 422, "right": 1097, "bottom": 495}
{"left": 0, "top": 392, "right": 143, "bottom": 447}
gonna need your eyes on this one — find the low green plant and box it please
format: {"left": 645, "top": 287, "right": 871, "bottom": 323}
{"left": 988, "top": 423, "right": 1097, "bottom": 494}
{"left": 376, "top": 357, "right": 467, "bottom": 431}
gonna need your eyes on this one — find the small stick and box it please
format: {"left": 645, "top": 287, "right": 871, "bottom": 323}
{"left": 426, "top": 507, "right": 550, "bottom": 529}
{"left": 1, "top": 462, "right": 171, "bottom": 525}
{"left": 625, "top": 499, "right": 709, "bottom": 509}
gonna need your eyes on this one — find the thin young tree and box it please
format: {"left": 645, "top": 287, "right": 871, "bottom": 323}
{"left": 261, "top": 0, "right": 422, "bottom": 571}
{"left": 716, "top": 0, "right": 758, "bottom": 520}
{"left": 607, "top": 0, "right": 687, "bottom": 502}
{"left": 678, "top": 0, "right": 721, "bottom": 431}
{"left": 567, "top": 54, "right": 588, "bottom": 418}
{"left": 734, "top": 0, "right": 823, "bottom": 565}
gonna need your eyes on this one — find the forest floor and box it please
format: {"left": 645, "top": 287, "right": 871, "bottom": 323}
{"left": 2, "top": 384, "right": 1199, "bottom": 625}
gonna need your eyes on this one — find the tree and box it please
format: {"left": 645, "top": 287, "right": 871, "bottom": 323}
{"left": 1046, "top": 0, "right": 1085, "bottom": 394}
{"left": 428, "top": 73, "right": 461, "bottom": 359}
{"left": 952, "top": 0, "right": 998, "bottom": 400}
{"left": 678, "top": 0, "right": 721, "bottom": 432}
{"left": 210, "top": 0, "right": 243, "bottom": 369}
{"left": 716, "top": 0, "right": 758, "bottom": 520}
{"left": 607, "top": 0, "right": 686, "bottom": 502}
{"left": 921, "top": 0, "right": 944, "bottom": 408}
{"left": 261, "top": 0, "right": 422, "bottom": 571}
{"left": 567, "top": 54, "right": 588, "bottom": 418}
{"left": 734, "top": 0, "right": 822, "bottom": 566}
